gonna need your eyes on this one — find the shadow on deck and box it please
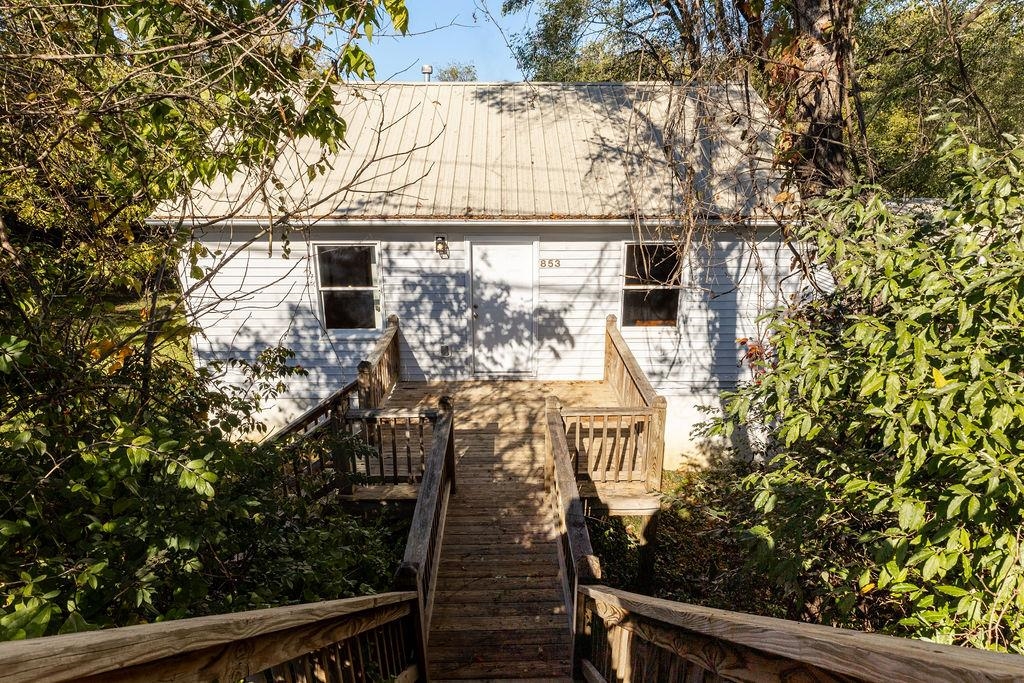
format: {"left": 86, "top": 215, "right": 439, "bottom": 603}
{"left": 356, "top": 379, "right": 663, "bottom": 517}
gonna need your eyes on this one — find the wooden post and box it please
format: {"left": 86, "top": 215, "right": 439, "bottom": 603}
{"left": 440, "top": 395, "right": 455, "bottom": 495}
{"left": 394, "top": 563, "right": 429, "bottom": 681}
{"left": 604, "top": 315, "right": 617, "bottom": 383}
{"left": 646, "top": 396, "right": 667, "bottom": 493}
{"left": 357, "top": 360, "right": 372, "bottom": 409}
{"left": 637, "top": 511, "right": 660, "bottom": 593}
{"left": 545, "top": 396, "right": 559, "bottom": 485}
{"left": 387, "top": 314, "right": 400, "bottom": 383}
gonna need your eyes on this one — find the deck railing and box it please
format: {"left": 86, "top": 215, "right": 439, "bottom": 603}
{"left": 268, "top": 314, "right": 401, "bottom": 446}
{"left": 574, "top": 584, "right": 1024, "bottom": 683}
{"left": 562, "top": 316, "right": 666, "bottom": 492}
{"left": 562, "top": 407, "right": 654, "bottom": 486}
{"left": 339, "top": 408, "right": 437, "bottom": 485}
{"left": 0, "top": 592, "right": 419, "bottom": 683}
{"left": 545, "top": 398, "right": 602, "bottom": 636}
{"left": 265, "top": 316, "right": 403, "bottom": 497}
{"left": 358, "top": 314, "right": 401, "bottom": 409}
{"left": 603, "top": 315, "right": 666, "bottom": 492}
{"left": 394, "top": 396, "right": 456, "bottom": 680}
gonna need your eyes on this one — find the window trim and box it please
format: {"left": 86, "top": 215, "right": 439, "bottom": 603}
{"left": 620, "top": 241, "right": 682, "bottom": 328}
{"left": 312, "top": 242, "right": 384, "bottom": 331}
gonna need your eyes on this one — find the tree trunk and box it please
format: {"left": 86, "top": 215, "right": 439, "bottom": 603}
{"left": 789, "top": 0, "right": 854, "bottom": 196}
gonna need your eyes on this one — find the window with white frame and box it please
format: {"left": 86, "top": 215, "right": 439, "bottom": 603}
{"left": 315, "top": 244, "right": 381, "bottom": 329}
{"left": 621, "top": 243, "right": 681, "bottom": 327}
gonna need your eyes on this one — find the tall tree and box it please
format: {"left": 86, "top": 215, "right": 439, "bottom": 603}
{"left": 505, "top": 0, "right": 1023, "bottom": 197}
{"left": 0, "top": 0, "right": 410, "bottom": 637}
{"left": 437, "top": 61, "right": 479, "bottom": 81}
{"left": 505, "top": 0, "right": 857, "bottom": 197}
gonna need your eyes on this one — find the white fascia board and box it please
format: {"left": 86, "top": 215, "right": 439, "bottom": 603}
{"left": 148, "top": 216, "right": 786, "bottom": 230}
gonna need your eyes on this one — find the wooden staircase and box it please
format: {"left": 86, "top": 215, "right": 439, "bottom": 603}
{"left": 6, "top": 319, "right": 1024, "bottom": 682}
{"left": 429, "top": 430, "right": 572, "bottom": 681}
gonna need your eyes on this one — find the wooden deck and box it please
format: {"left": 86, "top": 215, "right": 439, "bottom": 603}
{"left": 382, "top": 381, "right": 615, "bottom": 681}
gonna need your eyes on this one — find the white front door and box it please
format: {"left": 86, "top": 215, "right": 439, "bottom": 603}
{"left": 470, "top": 239, "right": 535, "bottom": 376}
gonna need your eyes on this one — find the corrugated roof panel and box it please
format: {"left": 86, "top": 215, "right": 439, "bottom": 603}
{"left": 159, "top": 82, "right": 782, "bottom": 222}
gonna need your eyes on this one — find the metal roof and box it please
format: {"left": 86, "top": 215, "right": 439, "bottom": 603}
{"left": 160, "top": 82, "right": 782, "bottom": 223}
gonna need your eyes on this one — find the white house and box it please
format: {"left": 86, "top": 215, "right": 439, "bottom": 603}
{"left": 161, "top": 82, "right": 794, "bottom": 469}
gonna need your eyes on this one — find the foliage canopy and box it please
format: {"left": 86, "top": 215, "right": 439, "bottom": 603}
{"left": 0, "top": 0, "right": 410, "bottom": 639}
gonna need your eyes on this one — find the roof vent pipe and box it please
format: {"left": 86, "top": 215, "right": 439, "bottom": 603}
{"left": 421, "top": 64, "right": 432, "bottom": 82}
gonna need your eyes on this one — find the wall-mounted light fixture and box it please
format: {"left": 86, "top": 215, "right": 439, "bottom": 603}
{"left": 434, "top": 234, "right": 449, "bottom": 259}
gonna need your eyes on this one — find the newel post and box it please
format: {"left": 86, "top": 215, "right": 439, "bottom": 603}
{"left": 647, "top": 395, "right": 667, "bottom": 493}
{"left": 544, "top": 396, "right": 559, "bottom": 485}
{"left": 356, "top": 360, "right": 372, "bottom": 408}
{"left": 604, "top": 315, "right": 617, "bottom": 383}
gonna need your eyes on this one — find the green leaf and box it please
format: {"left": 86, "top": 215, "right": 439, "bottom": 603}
{"left": 899, "top": 500, "right": 926, "bottom": 532}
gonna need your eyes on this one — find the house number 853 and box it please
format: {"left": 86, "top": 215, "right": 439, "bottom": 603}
{"left": 539, "top": 259, "right": 561, "bottom": 268}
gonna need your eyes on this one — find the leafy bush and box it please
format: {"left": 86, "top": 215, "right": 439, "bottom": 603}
{"left": 0, "top": 347, "right": 402, "bottom": 639}
{"left": 710, "top": 133, "right": 1024, "bottom": 650}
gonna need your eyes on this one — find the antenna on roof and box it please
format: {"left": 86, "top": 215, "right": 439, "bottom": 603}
{"left": 421, "top": 64, "right": 433, "bottom": 82}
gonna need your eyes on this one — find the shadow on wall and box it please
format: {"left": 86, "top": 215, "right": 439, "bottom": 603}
{"left": 198, "top": 240, "right": 578, "bottom": 426}
{"left": 387, "top": 240, "right": 575, "bottom": 380}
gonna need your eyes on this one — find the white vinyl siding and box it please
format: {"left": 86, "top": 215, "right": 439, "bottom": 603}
{"left": 181, "top": 223, "right": 793, "bottom": 431}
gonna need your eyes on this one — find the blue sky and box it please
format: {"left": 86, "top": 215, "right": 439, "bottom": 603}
{"left": 364, "top": 1, "right": 534, "bottom": 82}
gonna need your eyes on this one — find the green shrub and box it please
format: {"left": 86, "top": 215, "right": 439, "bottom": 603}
{"left": 710, "top": 133, "right": 1024, "bottom": 651}
{"left": 0, "top": 350, "right": 402, "bottom": 639}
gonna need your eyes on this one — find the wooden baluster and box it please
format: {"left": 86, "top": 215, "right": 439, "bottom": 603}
{"left": 588, "top": 415, "right": 598, "bottom": 481}
{"left": 418, "top": 418, "right": 425, "bottom": 476}
{"left": 612, "top": 413, "right": 623, "bottom": 483}
{"left": 405, "top": 416, "right": 413, "bottom": 483}
{"left": 620, "top": 413, "right": 632, "bottom": 483}
{"left": 361, "top": 417, "right": 372, "bottom": 479}
{"left": 357, "top": 360, "right": 372, "bottom": 409}
{"left": 390, "top": 418, "right": 399, "bottom": 485}
{"left": 573, "top": 416, "right": 581, "bottom": 474}
{"left": 375, "top": 420, "right": 385, "bottom": 481}
{"left": 597, "top": 414, "right": 607, "bottom": 483}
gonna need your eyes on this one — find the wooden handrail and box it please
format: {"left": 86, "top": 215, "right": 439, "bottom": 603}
{"left": 0, "top": 592, "right": 418, "bottom": 683}
{"left": 394, "top": 395, "right": 456, "bottom": 680}
{"left": 604, "top": 315, "right": 659, "bottom": 406}
{"left": 262, "top": 380, "right": 359, "bottom": 446}
{"left": 603, "top": 315, "right": 667, "bottom": 492}
{"left": 358, "top": 314, "right": 401, "bottom": 409}
{"left": 575, "top": 584, "right": 1024, "bottom": 682}
{"left": 267, "top": 315, "right": 401, "bottom": 445}
{"left": 546, "top": 397, "right": 602, "bottom": 643}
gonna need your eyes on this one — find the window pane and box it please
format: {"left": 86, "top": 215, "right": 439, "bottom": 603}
{"left": 625, "top": 244, "right": 679, "bottom": 286}
{"left": 323, "top": 290, "right": 376, "bottom": 329}
{"left": 318, "top": 246, "right": 374, "bottom": 287}
{"left": 622, "top": 289, "right": 679, "bottom": 327}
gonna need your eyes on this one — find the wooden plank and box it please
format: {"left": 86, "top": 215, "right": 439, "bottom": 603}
{"left": 344, "top": 408, "right": 439, "bottom": 420}
{"left": 2, "top": 594, "right": 415, "bottom": 683}
{"left": 547, "top": 405, "right": 601, "bottom": 585}
{"left": 579, "top": 585, "right": 1024, "bottom": 682}
{"left": 580, "top": 658, "right": 609, "bottom": 683}
{"left": 430, "top": 614, "right": 570, "bottom": 632}
{"left": 604, "top": 315, "right": 659, "bottom": 406}
{"left": 430, "top": 659, "right": 572, "bottom": 679}
{"left": 433, "top": 589, "right": 565, "bottom": 604}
